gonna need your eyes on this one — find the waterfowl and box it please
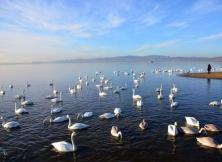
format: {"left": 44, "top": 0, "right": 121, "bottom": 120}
{"left": 114, "top": 108, "right": 122, "bottom": 117}
{"left": 199, "top": 124, "right": 220, "bottom": 132}
{"left": 51, "top": 132, "right": 77, "bottom": 152}
{"left": 77, "top": 112, "right": 93, "bottom": 119}
{"left": 51, "top": 106, "right": 62, "bottom": 114}
{"left": 99, "top": 89, "right": 107, "bottom": 97}
{"left": 139, "top": 119, "right": 148, "bottom": 130}
{"left": 170, "top": 99, "right": 178, "bottom": 108}
{"left": 111, "top": 126, "right": 122, "bottom": 139}
{"left": 67, "top": 115, "right": 89, "bottom": 130}
{"left": 180, "top": 126, "right": 201, "bottom": 135}
{"left": 21, "top": 99, "right": 34, "bottom": 106}
{"left": 51, "top": 92, "right": 63, "bottom": 103}
{"left": 169, "top": 89, "right": 175, "bottom": 101}
{"left": 1, "top": 116, "right": 20, "bottom": 129}
{"left": 120, "top": 83, "right": 127, "bottom": 90}
{"left": 157, "top": 90, "right": 163, "bottom": 100}
{"left": 172, "top": 83, "right": 178, "bottom": 93}
{"left": 99, "top": 113, "right": 115, "bottom": 119}
{"left": 185, "top": 116, "right": 200, "bottom": 128}
{"left": 196, "top": 137, "right": 222, "bottom": 149}
{"left": 136, "top": 99, "right": 143, "bottom": 107}
{"left": 14, "top": 103, "right": 28, "bottom": 115}
{"left": 168, "top": 122, "right": 178, "bottom": 136}
{"left": 209, "top": 101, "right": 221, "bottom": 106}
{"left": 132, "top": 89, "right": 142, "bottom": 101}
{"left": 50, "top": 115, "right": 68, "bottom": 123}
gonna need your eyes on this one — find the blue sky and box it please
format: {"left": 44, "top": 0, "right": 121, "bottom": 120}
{"left": 0, "top": 0, "right": 222, "bottom": 62}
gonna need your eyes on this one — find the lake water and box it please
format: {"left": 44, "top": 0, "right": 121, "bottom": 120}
{"left": 0, "top": 62, "right": 222, "bottom": 162}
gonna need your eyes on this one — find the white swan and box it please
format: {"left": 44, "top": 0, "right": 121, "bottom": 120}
{"left": 113, "top": 87, "right": 120, "bottom": 94}
{"left": 132, "top": 89, "right": 142, "bottom": 101}
{"left": 51, "top": 106, "right": 62, "bottom": 114}
{"left": 99, "top": 89, "right": 107, "bottom": 97}
{"left": 168, "top": 122, "right": 178, "bottom": 136}
{"left": 0, "top": 87, "right": 5, "bottom": 95}
{"left": 157, "top": 90, "right": 163, "bottom": 100}
{"left": 185, "top": 116, "right": 200, "bottom": 128}
{"left": 155, "top": 84, "right": 162, "bottom": 93}
{"left": 209, "top": 100, "right": 221, "bottom": 106}
{"left": 69, "top": 86, "right": 76, "bottom": 95}
{"left": 99, "top": 113, "right": 115, "bottom": 119}
{"left": 111, "top": 126, "right": 122, "bottom": 139}
{"left": 15, "top": 103, "right": 28, "bottom": 115}
{"left": 136, "top": 99, "right": 143, "bottom": 107}
{"left": 51, "top": 92, "right": 63, "bottom": 103}
{"left": 199, "top": 124, "right": 220, "bottom": 132}
{"left": 9, "top": 84, "right": 13, "bottom": 88}
{"left": 21, "top": 99, "right": 34, "bottom": 106}
{"left": 114, "top": 108, "right": 122, "bottom": 117}
{"left": 67, "top": 115, "right": 89, "bottom": 130}
{"left": 139, "top": 119, "right": 148, "bottom": 130}
{"left": 77, "top": 112, "right": 93, "bottom": 119}
{"left": 169, "top": 89, "right": 175, "bottom": 101}
{"left": 180, "top": 126, "right": 202, "bottom": 135}
{"left": 172, "top": 83, "right": 178, "bottom": 93}
{"left": 196, "top": 137, "right": 222, "bottom": 149}
{"left": 50, "top": 115, "right": 68, "bottom": 123}
{"left": 1, "top": 116, "right": 20, "bottom": 129}
{"left": 51, "top": 132, "right": 77, "bottom": 152}
{"left": 170, "top": 99, "right": 178, "bottom": 108}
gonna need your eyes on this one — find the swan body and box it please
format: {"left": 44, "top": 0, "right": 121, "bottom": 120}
{"left": 172, "top": 84, "right": 178, "bottom": 93}
{"left": 185, "top": 116, "right": 200, "bottom": 128}
{"left": 0, "top": 90, "right": 5, "bottom": 95}
{"left": 1, "top": 117, "right": 20, "bottom": 129}
{"left": 114, "top": 108, "right": 121, "bottom": 117}
{"left": 99, "top": 113, "right": 115, "bottom": 119}
{"left": 45, "top": 95, "right": 57, "bottom": 99}
{"left": 139, "top": 119, "right": 148, "bottom": 130}
{"left": 111, "top": 126, "right": 122, "bottom": 139}
{"left": 21, "top": 100, "right": 33, "bottom": 106}
{"left": 180, "top": 126, "right": 200, "bottom": 135}
{"left": 77, "top": 112, "right": 93, "bottom": 119}
{"left": 69, "top": 87, "right": 76, "bottom": 94}
{"left": 170, "top": 99, "right": 178, "bottom": 108}
{"left": 51, "top": 106, "right": 62, "bottom": 114}
{"left": 52, "top": 132, "right": 77, "bottom": 152}
{"left": 9, "top": 84, "right": 13, "bottom": 88}
{"left": 99, "top": 90, "right": 107, "bottom": 97}
{"left": 157, "top": 90, "right": 163, "bottom": 100}
{"left": 51, "top": 92, "right": 63, "bottom": 103}
{"left": 168, "top": 122, "right": 178, "bottom": 136}
{"left": 67, "top": 115, "right": 89, "bottom": 130}
{"left": 132, "top": 89, "right": 142, "bottom": 101}
{"left": 196, "top": 137, "right": 222, "bottom": 149}
{"left": 209, "top": 101, "right": 220, "bottom": 106}
{"left": 15, "top": 103, "right": 28, "bottom": 115}
{"left": 137, "top": 99, "right": 143, "bottom": 107}
{"left": 169, "top": 89, "right": 175, "bottom": 100}
{"left": 200, "top": 124, "right": 220, "bottom": 132}
{"left": 50, "top": 116, "right": 68, "bottom": 123}
{"left": 113, "top": 87, "right": 120, "bottom": 94}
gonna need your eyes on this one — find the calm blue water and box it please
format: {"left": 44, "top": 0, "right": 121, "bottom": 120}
{"left": 0, "top": 62, "right": 222, "bottom": 162}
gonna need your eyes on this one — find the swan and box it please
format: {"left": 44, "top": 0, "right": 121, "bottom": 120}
{"left": 185, "top": 116, "right": 200, "bottom": 128}
{"left": 0, "top": 87, "right": 5, "bottom": 95}
{"left": 49, "top": 80, "right": 54, "bottom": 86}
{"left": 113, "top": 87, "right": 120, "bottom": 94}
{"left": 169, "top": 89, "right": 175, "bottom": 101}
{"left": 51, "top": 106, "right": 62, "bottom": 114}
{"left": 51, "top": 132, "right": 77, "bottom": 152}
{"left": 209, "top": 101, "right": 220, "bottom": 106}
{"left": 53, "top": 88, "right": 58, "bottom": 95}
{"left": 9, "top": 84, "right": 13, "bottom": 88}
{"left": 99, "top": 113, "right": 115, "bottom": 119}
{"left": 157, "top": 90, "right": 163, "bottom": 100}
{"left": 196, "top": 137, "right": 222, "bottom": 149}
{"left": 1, "top": 116, "right": 20, "bottom": 129}
{"left": 77, "top": 112, "right": 93, "bottom": 119}
{"left": 15, "top": 90, "right": 26, "bottom": 100}
{"left": 21, "top": 99, "right": 34, "bottom": 106}
{"left": 139, "top": 119, "right": 148, "bottom": 130}
{"left": 136, "top": 99, "right": 143, "bottom": 107}
{"left": 51, "top": 92, "right": 63, "bottom": 103}
{"left": 76, "top": 84, "right": 82, "bottom": 90}
{"left": 180, "top": 126, "right": 202, "bottom": 135}
{"left": 199, "top": 124, "right": 220, "bottom": 132}
{"left": 114, "top": 108, "right": 122, "bottom": 117}
{"left": 50, "top": 115, "right": 68, "bottom": 123}
{"left": 155, "top": 84, "right": 162, "bottom": 93}
{"left": 69, "top": 86, "right": 76, "bottom": 95}
{"left": 170, "top": 99, "right": 178, "bottom": 108}
{"left": 132, "top": 89, "right": 142, "bottom": 101}
{"left": 67, "top": 115, "right": 89, "bottom": 130}
{"left": 172, "top": 83, "right": 178, "bottom": 93}
{"left": 45, "top": 95, "right": 57, "bottom": 99}
{"left": 111, "top": 126, "right": 122, "bottom": 139}
{"left": 168, "top": 122, "right": 178, "bottom": 136}
{"left": 99, "top": 89, "right": 107, "bottom": 97}
{"left": 14, "top": 103, "right": 28, "bottom": 115}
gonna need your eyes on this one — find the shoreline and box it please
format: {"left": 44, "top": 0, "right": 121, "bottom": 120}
{"left": 179, "top": 72, "right": 222, "bottom": 79}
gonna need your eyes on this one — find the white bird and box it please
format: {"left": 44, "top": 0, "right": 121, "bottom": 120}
{"left": 99, "top": 113, "right": 115, "bottom": 119}
{"left": 51, "top": 132, "right": 77, "bottom": 152}
{"left": 172, "top": 83, "right": 178, "bottom": 93}
{"left": 185, "top": 116, "right": 200, "bottom": 128}
{"left": 51, "top": 92, "right": 63, "bottom": 103}
{"left": 0, "top": 87, "right": 5, "bottom": 95}
{"left": 21, "top": 99, "right": 34, "bottom": 106}
{"left": 196, "top": 137, "right": 222, "bottom": 149}
{"left": 168, "top": 122, "right": 178, "bottom": 136}
{"left": 155, "top": 84, "right": 162, "bottom": 93}
{"left": 136, "top": 99, "right": 143, "bottom": 107}
{"left": 77, "top": 112, "right": 93, "bottom": 119}
{"left": 170, "top": 99, "right": 178, "bottom": 108}
{"left": 51, "top": 106, "right": 62, "bottom": 114}
{"left": 199, "top": 124, "right": 220, "bottom": 132}
{"left": 9, "top": 84, "right": 13, "bottom": 88}
{"left": 69, "top": 86, "right": 76, "bottom": 95}
{"left": 14, "top": 103, "right": 28, "bottom": 115}
{"left": 76, "top": 84, "right": 82, "bottom": 90}
{"left": 132, "top": 89, "right": 142, "bottom": 101}
{"left": 50, "top": 115, "right": 68, "bottom": 123}
{"left": 209, "top": 100, "right": 221, "bottom": 106}
{"left": 169, "top": 89, "right": 175, "bottom": 101}
{"left": 53, "top": 88, "right": 58, "bottom": 95}
{"left": 111, "top": 126, "right": 122, "bottom": 139}
{"left": 99, "top": 89, "right": 107, "bottom": 97}
{"left": 157, "top": 90, "right": 163, "bottom": 100}
{"left": 1, "top": 116, "right": 20, "bottom": 129}
{"left": 180, "top": 126, "right": 201, "bottom": 135}
{"left": 114, "top": 108, "right": 122, "bottom": 117}
{"left": 67, "top": 115, "right": 89, "bottom": 130}
{"left": 139, "top": 119, "right": 148, "bottom": 130}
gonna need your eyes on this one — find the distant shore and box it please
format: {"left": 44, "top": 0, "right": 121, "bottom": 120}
{"left": 180, "top": 72, "right": 222, "bottom": 79}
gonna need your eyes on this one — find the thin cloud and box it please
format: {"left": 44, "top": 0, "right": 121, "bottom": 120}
{"left": 167, "top": 21, "right": 189, "bottom": 28}
{"left": 199, "top": 32, "right": 222, "bottom": 41}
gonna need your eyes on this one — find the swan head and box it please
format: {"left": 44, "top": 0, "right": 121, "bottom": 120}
{"left": 174, "top": 122, "right": 177, "bottom": 126}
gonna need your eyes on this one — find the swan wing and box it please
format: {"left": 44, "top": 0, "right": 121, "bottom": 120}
{"left": 52, "top": 141, "right": 73, "bottom": 152}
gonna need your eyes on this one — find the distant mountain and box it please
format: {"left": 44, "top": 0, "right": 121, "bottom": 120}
{"left": 3, "top": 55, "right": 222, "bottom": 65}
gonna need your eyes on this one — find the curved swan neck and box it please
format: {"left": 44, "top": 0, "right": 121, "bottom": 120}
{"left": 71, "top": 133, "right": 77, "bottom": 151}
{"left": 15, "top": 103, "right": 17, "bottom": 111}
{"left": 68, "top": 116, "right": 71, "bottom": 128}
{"left": 118, "top": 132, "right": 122, "bottom": 139}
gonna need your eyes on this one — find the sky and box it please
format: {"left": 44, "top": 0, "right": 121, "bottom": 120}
{"left": 0, "top": 0, "right": 222, "bottom": 62}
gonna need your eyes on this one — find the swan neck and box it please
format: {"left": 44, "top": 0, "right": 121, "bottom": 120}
{"left": 68, "top": 116, "right": 71, "bottom": 128}
{"left": 71, "top": 133, "right": 77, "bottom": 151}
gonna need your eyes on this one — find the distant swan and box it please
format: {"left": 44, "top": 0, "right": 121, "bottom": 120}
{"left": 99, "top": 113, "right": 115, "bottom": 119}
{"left": 168, "top": 122, "right": 178, "bottom": 136}
{"left": 1, "top": 116, "right": 20, "bottom": 129}
{"left": 77, "top": 112, "right": 93, "bottom": 119}
{"left": 185, "top": 116, "right": 200, "bottom": 128}
{"left": 15, "top": 103, "right": 28, "bottom": 115}
{"left": 199, "top": 124, "right": 220, "bottom": 132}
{"left": 196, "top": 137, "right": 222, "bottom": 149}
{"left": 51, "top": 106, "right": 62, "bottom": 114}
{"left": 139, "top": 119, "right": 148, "bottom": 130}
{"left": 170, "top": 99, "right": 178, "bottom": 108}
{"left": 67, "top": 115, "right": 89, "bottom": 130}
{"left": 114, "top": 108, "right": 122, "bottom": 117}
{"left": 50, "top": 115, "right": 68, "bottom": 123}
{"left": 51, "top": 132, "right": 77, "bottom": 152}
{"left": 137, "top": 99, "right": 143, "bottom": 107}
{"left": 209, "top": 100, "right": 221, "bottom": 106}
{"left": 111, "top": 126, "right": 122, "bottom": 139}
{"left": 51, "top": 92, "right": 63, "bottom": 103}
{"left": 132, "top": 89, "right": 141, "bottom": 101}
